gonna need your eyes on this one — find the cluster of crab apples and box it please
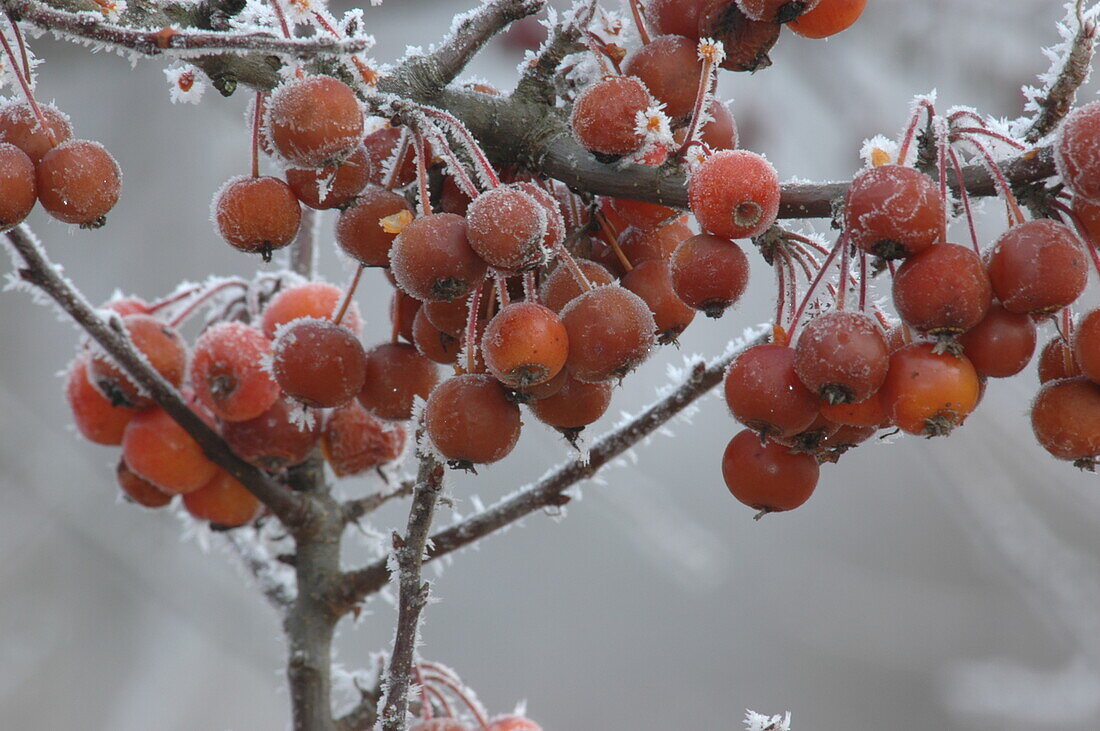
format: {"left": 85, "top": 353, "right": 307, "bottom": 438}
{"left": 53, "top": 0, "right": 1099, "bottom": 526}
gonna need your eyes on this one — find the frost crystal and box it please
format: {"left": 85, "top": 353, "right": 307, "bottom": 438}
{"left": 744, "top": 709, "right": 792, "bottom": 731}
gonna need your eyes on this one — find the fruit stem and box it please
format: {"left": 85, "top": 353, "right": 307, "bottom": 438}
{"left": 269, "top": 0, "right": 292, "bottom": 39}
{"left": 858, "top": 248, "right": 869, "bottom": 313}
{"left": 774, "top": 248, "right": 788, "bottom": 330}
{"left": 464, "top": 275, "right": 487, "bottom": 373}
{"left": 946, "top": 145, "right": 982, "bottom": 256}
{"left": 166, "top": 278, "right": 250, "bottom": 328}
{"left": 896, "top": 97, "right": 935, "bottom": 166}
{"left": 583, "top": 33, "right": 617, "bottom": 76}
{"left": 333, "top": 264, "right": 365, "bottom": 326}
{"left": 594, "top": 207, "right": 633, "bottom": 272}
{"left": 494, "top": 273, "right": 510, "bottom": 309}
{"left": 251, "top": 91, "right": 264, "bottom": 179}
{"left": 950, "top": 126, "right": 1027, "bottom": 151}
{"left": 416, "top": 106, "right": 500, "bottom": 188}
{"left": 554, "top": 243, "right": 593, "bottom": 292}
{"left": 787, "top": 234, "right": 845, "bottom": 340}
{"left": 419, "top": 670, "right": 490, "bottom": 729}
{"left": 419, "top": 120, "right": 481, "bottom": 199}
{"left": 6, "top": 12, "right": 32, "bottom": 82}
{"left": 629, "top": 0, "right": 651, "bottom": 45}
{"left": 836, "top": 231, "right": 850, "bottom": 311}
{"left": 676, "top": 39, "right": 721, "bottom": 159}
{"left": 413, "top": 131, "right": 432, "bottom": 216}
{"left": 0, "top": 19, "right": 57, "bottom": 147}
{"left": 384, "top": 128, "right": 411, "bottom": 192}
{"left": 1053, "top": 198, "right": 1100, "bottom": 277}
{"left": 413, "top": 665, "right": 433, "bottom": 719}
{"left": 523, "top": 270, "right": 538, "bottom": 304}
{"left": 423, "top": 684, "right": 455, "bottom": 719}
{"left": 956, "top": 133, "right": 1027, "bottom": 226}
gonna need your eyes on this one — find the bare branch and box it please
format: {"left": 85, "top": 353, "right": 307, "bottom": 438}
{"left": 4, "top": 0, "right": 368, "bottom": 58}
{"left": 1025, "top": 0, "right": 1098, "bottom": 143}
{"left": 333, "top": 333, "right": 767, "bottom": 610}
{"left": 4, "top": 225, "right": 313, "bottom": 529}
{"left": 342, "top": 478, "right": 416, "bottom": 525}
{"left": 378, "top": 451, "right": 446, "bottom": 731}
{"left": 513, "top": 0, "right": 596, "bottom": 103}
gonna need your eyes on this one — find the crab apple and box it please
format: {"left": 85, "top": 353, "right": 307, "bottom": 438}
{"left": 0, "top": 101, "right": 72, "bottom": 162}
{"left": 321, "top": 401, "right": 406, "bottom": 477}
{"left": 213, "top": 176, "right": 301, "bottom": 258}
{"left": 722, "top": 429, "right": 820, "bottom": 515}
{"left": 65, "top": 354, "right": 134, "bottom": 445}
{"left": 844, "top": 165, "right": 945, "bottom": 260}
{"left": 619, "top": 218, "right": 692, "bottom": 263}
{"left": 789, "top": 0, "right": 867, "bottom": 37}
{"left": 773, "top": 412, "right": 842, "bottom": 453}
{"left": 674, "top": 100, "right": 739, "bottom": 151}
{"left": 101, "top": 295, "right": 151, "bottom": 318}
{"left": 413, "top": 307, "right": 461, "bottom": 365}
{"left": 819, "top": 389, "right": 887, "bottom": 428}
{"left": 285, "top": 145, "right": 372, "bottom": 210}
{"left": 89, "top": 314, "right": 188, "bottom": 410}
{"left": 539, "top": 260, "right": 616, "bottom": 314}
{"left": 37, "top": 139, "right": 121, "bottom": 226}
{"left": 561, "top": 286, "right": 656, "bottom": 382}
{"left": 267, "top": 75, "right": 363, "bottom": 167}
{"left": 1072, "top": 195, "right": 1100, "bottom": 242}
{"left": 880, "top": 342, "right": 980, "bottom": 436}
{"left": 570, "top": 76, "right": 653, "bottom": 156}
{"left": 390, "top": 213, "right": 487, "bottom": 302}
{"left": 358, "top": 342, "right": 440, "bottom": 421}
{"left": 793, "top": 311, "right": 889, "bottom": 404}
{"left": 956, "top": 301, "right": 1038, "bottom": 378}
{"left": 362, "top": 125, "right": 417, "bottom": 188}
{"left": 892, "top": 243, "right": 992, "bottom": 336}
{"left": 1055, "top": 101, "right": 1100, "bottom": 203}
{"left": 1031, "top": 376, "right": 1100, "bottom": 464}
{"left": 116, "top": 459, "right": 173, "bottom": 508}
{"left": 482, "top": 301, "right": 568, "bottom": 387}
{"left": 1038, "top": 336, "right": 1081, "bottom": 383}
{"left": 515, "top": 182, "right": 566, "bottom": 251}
{"left": 425, "top": 292, "right": 477, "bottom": 336}
{"left": 220, "top": 395, "right": 321, "bottom": 471}
{"left": 183, "top": 469, "right": 261, "bottom": 528}
{"left": 486, "top": 716, "right": 542, "bottom": 731}
{"left": 1073, "top": 308, "right": 1100, "bottom": 383}
{"left": 425, "top": 373, "right": 522, "bottom": 466}
{"left": 670, "top": 233, "right": 750, "bottom": 317}
{"left": 260, "top": 281, "right": 362, "bottom": 339}
{"left": 392, "top": 289, "right": 422, "bottom": 344}
{"left": 986, "top": 219, "right": 1088, "bottom": 315}
{"left": 529, "top": 374, "right": 613, "bottom": 433}
{"left": 689, "top": 150, "right": 779, "bottom": 239}
{"left": 121, "top": 407, "right": 218, "bottom": 495}
{"left": 0, "top": 142, "right": 35, "bottom": 228}
{"left": 336, "top": 185, "right": 413, "bottom": 267}
{"left": 622, "top": 259, "right": 696, "bottom": 344}
{"left": 736, "top": 0, "right": 821, "bottom": 23}
{"left": 190, "top": 322, "right": 280, "bottom": 422}
{"left": 622, "top": 35, "right": 703, "bottom": 119}
{"left": 466, "top": 185, "right": 547, "bottom": 271}
{"left": 272, "top": 319, "right": 366, "bottom": 408}
{"left": 724, "top": 343, "right": 819, "bottom": 439}
{"left": 609, "top": 197, "right": 682, "bottom": 235}
{"left": 698, "top": 1, "right": 782, "bottom": 71}
{"left": 643, "top": 0, "right": 708, "bottom": 39}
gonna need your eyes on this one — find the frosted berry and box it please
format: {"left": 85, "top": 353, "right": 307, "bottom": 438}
{"left": 560, "top": 286, "right": 656, "bottom": 382}
{"left": 1038, "top": 336, "right": 1081, "bottom": 384}
{"left": 321, "top": 400, "right": 406, "bottom": 477}
{"left": 0, "top": 142, "right": 35, "bottom": 228}
{"left": 213, "top": 176, "right": 301, "bottom": 258}
{"left": 722, "top": 429, "right": 819, "bottom": 515}
{"left": 957, "top": 301, "right": 1038, "bottom": 378}
{"left": 0, "top": 101, "right": 72, "bottom": 162}
{"left": 425, "top": 374, "right": 522, "bottom": 466}
{"left": 698, "top": 1, "right": 782, "bottom": 71}
{"left": 89, "top": 314, "right": 188, "bottom": 410}
{"left": 390, "top": 213, "right": 488, "bottom": 302}
{"left": 285, "top": 144, "right": 372, "bottom": 210}
{"left": 183, "top": 469, "right": 261, "bottom": 528}
{"left": 272, "top": 319, "right": 366, "bottom": 408}
{"left": 880, "top": 342, "right": 980, "bottom": 436}
{"left": 116, "top": 458, "right": 173, "bottom": 509}
{"left": 220, "top": 395, "right": 321, "bottom": 471}
{"left": 486, "top": 716, "right": 542, "bottom": 731}
{"left": 892, "top": 243, "right": 992, "bottom": 335}
{"left": 689, "top": 150, "right": 779, "bottom": 239}
{"left": 529, "top": 374, "right": 612, "bottom": 435}
{"left": 1031, "top": 377, "right": 1100, "bottom": 464}
{"left": 482, "top": 301, "right": 569, "bottom": 387}
{"left": 66, "top": 354, "right": 134, "bottom": 445}
{"left": 1073, "top": 308, "right": 1100, "bottom": 383}
{"left": 261, "top": 281, "right": 362, "bottom": 339}
{"left": 336, "top": 185, "right": 413, "bottom": 267}
{"left": 622, "top": 35, "right": 703, "bottom": 119}
{"left": 190, "top": 322, "right": 280, "bottom": 422}
{"left": 570, "top": 76, "right": 653, "bottom": 156}
{"left": 1055, "top": 101, "right": 1100, "bottom": 203}
{"left": 643, "top": 0, "right": 709, "bottom": 39}
{"left": 121, "top": 407, "right": 218, "bottom": 495}
{"left": 844, "top": 165, "right": 944, "bottom": 259}
{"left": 621, "top": 259, "right": 696, "bottom": 344}
{"left": 724, "top": 343, "right": 819, "bottom": 438}
{"left": 413, "top": 306, "right": 461, "bottom": 365}
{"left": 986, "top": 219, "right": 1088, "bottom": 315}
{"left": 466, "top": 185, "right": 547, "bottom": 271}
{"left": 793, "top": 311, "right": 889, "bottom": 404}
{"left": 37, "top": 139, "right": 121, "bottom": 227}
{"left": 362, "top": 125, "right": 416, "bottom": 188}
{"left": 267, "top": 75, "right": 364, "bottom": 167}
{"left": 789, "top": 0, "right": 867, "bottom": 37}
{"left": 669, "top": 233, "right": 750, "bottom": 317}
{"left": 539, "top": 259, "right": 616, "bottom": 313}
{"left": 619, "top": 217, "right": 692, "bottom": 262}
{"left": 358, "top": 342, "right": 440, "bottom": 421}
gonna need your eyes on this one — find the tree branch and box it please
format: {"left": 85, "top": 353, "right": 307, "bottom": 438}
{"left": 4, "top": 0, "right": 368, "bottom": 57}
{"left": 4, "top": 225, "right": 313, "bottom": 529}
{"left": 513, "top": 0, "right": 595, "bottom": 103}
{"left": 342, "top": 478, "right": 416, "bottom": 526}
{"left": 333, "top": 333, "right": 767, "bottom": 611}
{"left": 378, "top": 451, "right": 446, "bottom": 731}
{"left": 1025, "top": 0, "right": 1097, "bottom": 143}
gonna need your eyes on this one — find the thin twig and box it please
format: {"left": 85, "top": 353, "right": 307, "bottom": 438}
{"left": 513, "top": 0, "right": 596, "bottom": 103}
{"left": 1025, "top": 0, "right": 1097, "bottom": 143}
{"left": 342, "top": 478, "right": 416, "bottom": 524}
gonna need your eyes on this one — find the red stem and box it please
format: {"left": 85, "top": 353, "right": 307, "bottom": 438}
{"left": 464, "top": 276, "right": 487, "bottom": 373}
{"left": 8, "top": 13, "right": 31, "bottom": 82}
{"left": 413, "top": 132, "right": 432, "bottom": 215}
{"left": 947, "top": 146, "right": 982, "bottom": 255}
{"left": 333, "top": 265, "right": 364, "bottom": 326}
{"left": 523, "top": 271, "right": 538, "bottom": 304}
{"left": 384, "top": 128, "right": 411, "bottom": 192}
{"left": 419, "top": 671, "right": 490, "bottom": 730}
{"left": 897, "top": 97, "right": 935, "bottom": 165}
{"left": 788, "top": 236, "right": 845, "bottom": 340}
{"left": 251, "top": 91, "right": 264, "bottom": 178}
{"left": 0, "top": 20, "right": 56, "bottom": 146}
{"left": 417, "top": 106, "right": 500, "bottom": 188}
{"left": 167, "top": 278, "right": 249, "bottom": 328}
{"left": 676, "top": 45, "right": 717, "bottom": 159}
{"left": 629, "top": 0, "right": 651, "bottom": 44}
{"left": 594, "top": 208, "right": 633, "bottom": 272}
{"left": 957, "top": 133, "right": 1027, "bottom": 226}
{"left": 494, "top": 273, "right": 510, "bottom": 309}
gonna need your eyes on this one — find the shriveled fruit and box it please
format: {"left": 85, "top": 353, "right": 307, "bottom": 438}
{"left": 482, "top": 302, "right": 568, "bottom": 387}
{"left": 725, "top": 344, "right": 819, "bottom": 438}
{"left": 892, "top": 243, "right": 992, "bottom": 335}
{"left": 986, "top": 219, "right": 1087, "bottom": 315}
{"left": 37, "top": 139, "right": 121, "bottom": 226}
{"left": 736, "top": 0, "right": 821, "bottom": 23}
{"left": 390, "top": 213, "right": 487, "bottom": 302}
{"left": 560, "top": 286, "right": 656, "bottom": 382}
{"left": 880, "top": 342, "right": 980, "bottom": 436}
{"left": 358, "top": 342, "right": 440, "bottom": 421}
{"left": 190, "top": 322, "right": 280, "bottom": 422}
{"left": 213, "top": 175, "right": 301, "bottom": 258}
{"left": 267, "top": 75, "right": 363, "bottom": 167}
{"left": 183, "top": 469, "right": 261, "bottom": 527}
{"left": 121, "top": 407, "right": 218, "bottom": 495}
{"left": 844, "top": 165, "right": 944, "bottom": 259}
{"left": 425, "top": 374, "right": 522, "bottom": 466}
{"left": 722, "top": 429, "right": 819, "bottom": 514}
{"left": 321, "top": 401, "right": 406, "bottom": 477}
{"left": 670, "top": 233, "right": 750, "bottom": 317}
{"left": 1031, "top": 377, "right": 1100, "bottom": 464}
{"left": 689, "top": 150, "right": 779, "bottom": 239}
{"left": 698, "top": 1, "right": 782, "bottom": 72}
{"left": 272, "top": 319, "right": 366, "bottom": 408}
{"left": 793, "top": 311, "right": 889, "bottom": 404}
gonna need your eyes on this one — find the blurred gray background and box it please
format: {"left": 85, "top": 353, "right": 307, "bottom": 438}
{"left": 3, "top": 1, "right": 1100, "bottom": 729}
